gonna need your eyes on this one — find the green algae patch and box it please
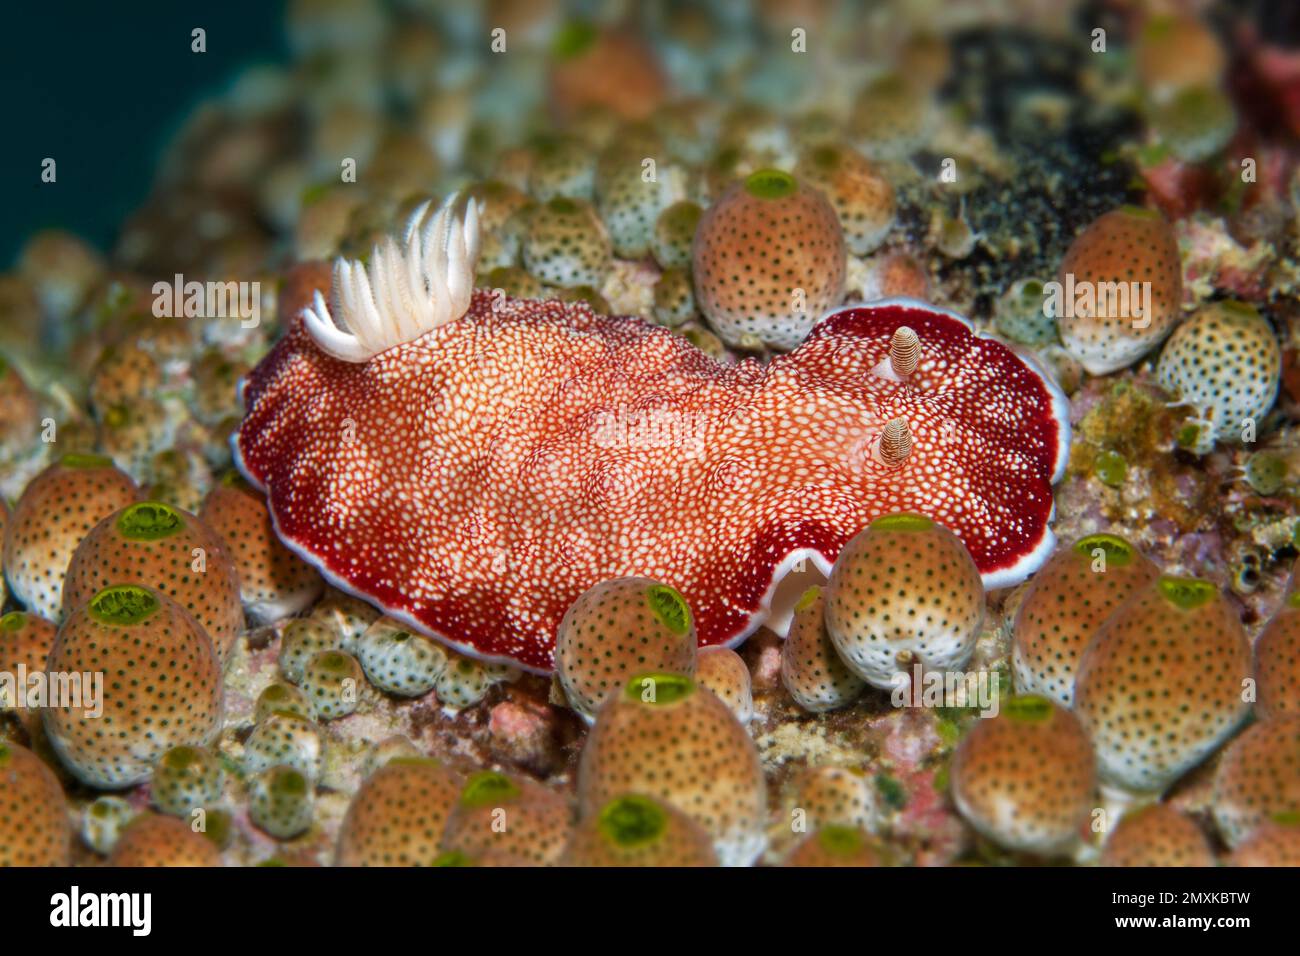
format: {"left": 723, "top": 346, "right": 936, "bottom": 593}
{"left": 90, "top": 585, "right": 160, "bottom": 626}
{"left": 625, "top": 671, "right": 694, "bottom": 705}
{"left": 1073, "top": 533, "right": 1137, "bottom": 567}
{"left": 1093, "top": 449, "right": 1128, "bottom": 487}
{"left": 744, "top": 169, "right": 798, "bottom": 200}
{"left": 1072, "top": 371, "right": 1201, "bottom": 536}
{"left": 460, "top": 770, "right": 520, "bottom": 808}
{"left": 1175, "top": 422, "right": 1206, "bottom": 450}
{"left": 875, "top": 772, "right": 907, "bottom": 810}
{"left": 599, "top": 795, "right": 667, "bottom": 848}
{"left": 1157, "top": 576, "right": 1217, "bottom": 610}
{"left": 646, "top": 585, "right": 691, "bottom": 634}
{"left": 117, "top": 501, "right": 184, "bottom": 541}
{"left": 871, "top": 513, "right": 933, "bottom": 532}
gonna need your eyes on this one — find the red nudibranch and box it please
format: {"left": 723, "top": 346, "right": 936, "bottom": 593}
{"left": 236, "top": 197, "right": 1070, "bottom": 672}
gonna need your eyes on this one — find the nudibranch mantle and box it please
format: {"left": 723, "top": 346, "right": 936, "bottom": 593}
{"left": 236, "top": 205, "right": 1070, "bottom": 673}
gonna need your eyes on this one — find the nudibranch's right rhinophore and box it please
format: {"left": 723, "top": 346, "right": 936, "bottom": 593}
{"left": 235, "top": 196, "right": 1070, "bottom": 672}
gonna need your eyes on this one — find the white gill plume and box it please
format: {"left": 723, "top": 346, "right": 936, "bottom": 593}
{"left": 303, "top": 193, "right": 481, "bottom": 362}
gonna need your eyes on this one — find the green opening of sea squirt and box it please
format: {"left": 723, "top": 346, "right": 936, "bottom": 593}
{"left": 433, "top": 850, "right": 475, "bottom": 867}
{"left": 1118, "top": 204, "right": 1160, "bottom": 220}
{"left": 390, "top": 756, "right": 442, "bottom": 770}
{"left": 60, "top": 452, "right": 114, "bottom": 469}
{"left": 1073, "top": 533, "right": 1136, "bottom": 567}
{"left": 460, "top": 770, "right": 521, "bottom": 808}
{"left": 810, "top": 145, "right": 842, "bottom": 171}
{"left": 1157, "top": 576, "right": 1217, "bottom": 610}
{"left": 664, "top": 201, "right": 702, "bottom": 233}
{"left": 795, "top": 585, "right": 823, "bottom": 613}
{"left": 90, "top": 585, "right": 160, "bottom": 626}
{"left": 271, "top": 767, "right": 308, "bottom": 796}
{"left": 0, "top": 612, "right": 26, "bottom": 631}
{"left": 221, "top": 470, "right": 254, "bottom": 491}
{"left": 315, "top": 651, "right": 353, "bottom": 673}
{"left": 817, "top": 824, "right": 865, "bottom": 856}
{"left": 261, "top": 684, "right": 293, "bottom": 704}
{"left": 1244, "top": 453, "right": 1286, "bottom": 496}
{"left": 599, "top": 794, "right": 667, "bottom": 848}
{"left": 552, "top": 19, "right": 597, "bottom": 59}
{"left": 199, "top": 808, "right": 232, "bottom": 849}
{"left": 870, "top": 513, "right": 933, "bottom": 532}
{"left": 624, "top": 671, "right": 695, "bottom": 705}
{"left": 161, "top": 746, "right": 200, "bottom": 771}
{"left": 744, "top": 169, "right": 798, "bottom": 200}
{"left": 1004, "top": 694, "right": 1055, "bottom": 724}
{"left": 1218, "top": 300, "right": 1261, "bottom": 321}
{"left": 117, "top": 501, "right": 185, "bottom": 541}
{"left": 646, "top": 584, "right": 691, "bottom": 634}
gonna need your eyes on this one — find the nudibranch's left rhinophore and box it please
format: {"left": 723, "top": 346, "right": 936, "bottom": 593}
{"left": 235, "top": 196, "right": 1070, "bottom": 672}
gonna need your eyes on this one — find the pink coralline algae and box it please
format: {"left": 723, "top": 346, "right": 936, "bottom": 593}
{"left": 237, "top": 243, "right": 1067, "bottom": 673}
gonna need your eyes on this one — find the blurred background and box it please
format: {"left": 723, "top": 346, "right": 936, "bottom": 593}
{"left": 3, "top": 0, "right": 1298, "bottom": 308}
{"left": 2, "top": 2, "right": 286, "bottom": 264}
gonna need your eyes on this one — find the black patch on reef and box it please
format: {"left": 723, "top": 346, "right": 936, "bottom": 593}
{"left": 896, "top": 25, "right": 1143, "bottom": 318}
{"left": 1233, "top": 0, "right": 1300, "bottom": 48}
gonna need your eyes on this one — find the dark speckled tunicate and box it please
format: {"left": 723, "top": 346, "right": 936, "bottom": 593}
{"left": 1075, "top": 575, "right": 1252, "bottom": 793}
{"left": 43, "top": 583, "right": 223, "bottom": 789}
{"left": 555, "top": 576, "right": 697, "bottom": 721}
{"left": 950, "top": 694, "right": 1096, "bottom": 856}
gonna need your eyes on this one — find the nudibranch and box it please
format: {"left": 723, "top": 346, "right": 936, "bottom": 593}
{"left": 235, "top": 195, "right": 1070, "bottom": 672}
